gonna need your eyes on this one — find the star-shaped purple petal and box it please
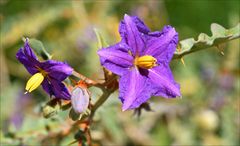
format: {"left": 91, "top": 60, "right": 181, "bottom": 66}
{"left": 98, "top": 14, "right": 181, "bottom": 111}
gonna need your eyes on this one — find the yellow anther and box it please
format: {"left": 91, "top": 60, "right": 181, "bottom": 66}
{"left": 135, "top": 55, "right": 157, "bottom": 69}
{"left": 25, "top": 72, "right": 44, "bottom": 93}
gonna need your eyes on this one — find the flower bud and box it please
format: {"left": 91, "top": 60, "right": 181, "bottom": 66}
{"left": 71, "top": 87, "right": 90, "bottom": 114}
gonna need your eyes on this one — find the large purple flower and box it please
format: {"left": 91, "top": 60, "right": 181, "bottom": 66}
{"left": 16, "top": 40, "right": 73, "bottom": 100}
{"left": 98, "top": 14, "right": 181, "bottom": 111}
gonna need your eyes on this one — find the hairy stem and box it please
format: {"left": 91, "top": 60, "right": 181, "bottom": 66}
{"left": 173, "top": 35, "right": 239, "bottom": 59}
{"left": 72, "top": 70, "right": 105, "bottom": 90}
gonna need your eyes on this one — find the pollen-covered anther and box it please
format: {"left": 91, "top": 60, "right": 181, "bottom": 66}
{"left": 25, "top": 72, "right": 45, "bottom": 93}
{"left": 135, "top": 55, "right": 157, "bottom": 69}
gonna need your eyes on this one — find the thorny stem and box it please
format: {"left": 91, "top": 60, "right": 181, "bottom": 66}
{"left": 21, "top": 36, "right": 240, "bottom": 143}
{"left": 173, "top": 36, "right": 240, "bottom": 59}
{"left": 69, "top": 88, "right": 116, "bottom": 129}
{"left": 37, "top": 74, "right": 117, "bottom": 144}
{"left": 71, "top": 69, "right": 117, "bottom": 115}
{"left": 72, "top": 70, "right": 97, "bottom": 85}
{"left": 66, "top": 70, "right": 117, "bottom": 133}
{"left": 72, "top": 70, "right": 105, "bottom": 90}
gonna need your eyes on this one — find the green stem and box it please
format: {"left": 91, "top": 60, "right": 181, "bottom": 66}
{"left": 173, "top": 35, "right": 240, "bottom": 59}
{"left": 91, "top": 89, "right": 114, "bottom": 114}
{"left": 71, "top": 70, "right": 104, "bottom": 90}
{"left": 69, "top": 88, "right": 116, "bottom": 133}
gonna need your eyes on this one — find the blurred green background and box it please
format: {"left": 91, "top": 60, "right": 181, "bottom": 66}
{"left": 1, "top": 0, "right": 239, "bottom": 145}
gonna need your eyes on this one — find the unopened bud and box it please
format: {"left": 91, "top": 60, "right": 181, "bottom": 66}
{"left": 71, "top": 87, "right": 90, "bottom": 114}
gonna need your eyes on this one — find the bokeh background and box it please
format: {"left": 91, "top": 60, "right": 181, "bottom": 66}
{"left": 1, "top": 0, "right": 239, "bottom": 145}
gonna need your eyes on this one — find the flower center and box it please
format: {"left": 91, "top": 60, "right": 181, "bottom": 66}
{"left": 25, "top": 72, "right": 46, "bottom": 93}
{"left": 134, "top": 55, "right": 157, "bottom": 69}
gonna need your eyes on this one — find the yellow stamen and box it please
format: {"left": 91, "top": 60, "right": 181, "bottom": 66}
{"left": 25, "top": 72, "right": 45, "bottom": 93}
{"left": 134, "top": 55, "right": 157, "bottom": 69}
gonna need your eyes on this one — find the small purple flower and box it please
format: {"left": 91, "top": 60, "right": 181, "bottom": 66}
{"left": 16, "top": 39, "right": 73, "bottom": 100}
{"left": 98, "top": 14, "right": 181, "bottom": 111}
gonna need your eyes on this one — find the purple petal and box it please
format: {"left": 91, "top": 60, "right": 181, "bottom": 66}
{"left": 148, "top": 64, "right": 181, "bottom": 98}
{"left": 42, "top": 79, "right": 54, "bottom": 96}
{"left": 119, "top": 15, "right": 150, "bottom": 40}
{"left": 41, "top": 60, "right": 73, "bottom": 81}
{"left": 145, "top": 25, "right": 178, "bottom": 63}
{"left": 119, "top": 68, "right": 153, "bottom": 111}
{"left": 120, "top": 14, "right": 146, "bottom": 56}
{"left": 51, "top": 79, "right": 71, "bottom": 100}
{"left": 43, "top": 79, "right": 71, "bottom": 100}
{"left": 23, "top": 40, "right": 38, "bottom": 60}
{"left": 42, "top": 78, "right": 71, "bottom": 100}
{"left": 97, "top": 42, "right": 134, "bottom": 76}
{"left": 16, "top": 48, "right": 39, "bottom": 74}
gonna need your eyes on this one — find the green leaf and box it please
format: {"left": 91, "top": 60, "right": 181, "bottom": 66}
{"left": 211, "top": 23, "right": 226, "bottom": 37}
{"left": 42, "top": 98, "right": 61, "bottom": 118}
{"left": 61, "top": 102, "right": 72, "bottom": 111}
{"left": 73, "top": 130, "right": 88, "bottom": 146}
{"left": 174, "top": 23, "right": 240, "bottom": 59}
{"left": 27, "top": 38, "right": 52, "bottom": 60}
{"left": 69, "top": 108, "right": 90, "bottom": 121}
{"left": 69, "top": 108, "right": 81, "bottom": 121}
{"left": 94, "top": 28, "right": 108, "bottom": 49}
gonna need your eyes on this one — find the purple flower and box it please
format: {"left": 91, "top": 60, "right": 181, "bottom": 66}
{"left": 98, "top": 14, "right": 181, "bottom": 111}
{"left": 16, "top": 39, "right": 73, "bottom": 100}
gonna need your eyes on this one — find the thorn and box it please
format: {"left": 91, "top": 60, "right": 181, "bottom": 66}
{"left": 22, "top": 37, "right": 26, "bottom": 42}
{"left": 70, "top": 78, "right": 77, "bottom": 85}
{"left": 177, "top": 45, "right": 186, "bottom": 67}
{"left": 181, "top": 58, "right": 186, "bottom": 67}
{"left": 49, "top": 55, "right": 53, "bottom": 59}
{"left": 216, "top": 44, "right": 225, "bottom": 56}
{"left": 220, "top": 51, "right": 224, "bottom": 56}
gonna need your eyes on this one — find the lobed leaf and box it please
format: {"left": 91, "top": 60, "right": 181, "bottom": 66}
{"left": 28, "top": 38, "right": 52, "bottom": 60}
{"left": 94, "top": 28, "right": 109, "bottom": 49}
{"left": 173, "top": 23, "right": 240, "bottom": 59}
{"left": 42, "top": 98, "right": 61, "bottom": 118}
